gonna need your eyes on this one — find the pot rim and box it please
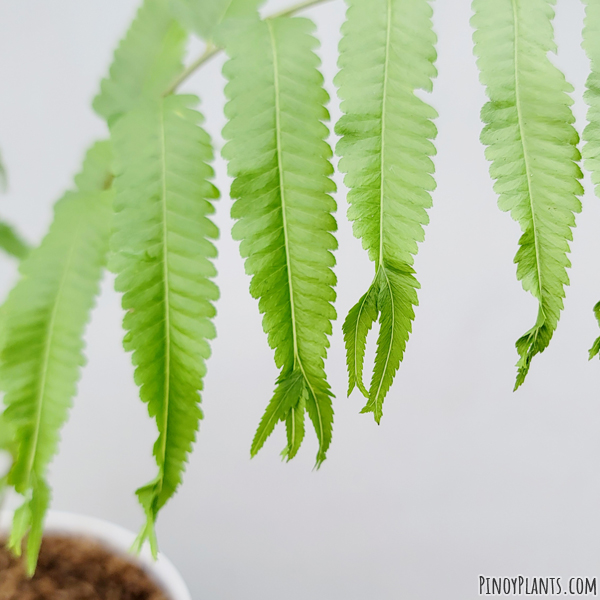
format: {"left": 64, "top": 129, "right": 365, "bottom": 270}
{"left": 0, "top": 509, "right": 191, "bottom": 600}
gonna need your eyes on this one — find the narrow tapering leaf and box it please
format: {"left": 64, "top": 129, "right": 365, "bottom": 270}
{"left": 342, "top": 284, "right": 378, "bottom": 398}
{"left": 110, "top": 94, "right": 219, "bottom": 553}
{"left": 94, "top": 0, "right": 187, "bottom": 122}
{"left": 336, "top": 0, "right": 437, "bottom": 420}
{"left": 0, "top": 142, "right": 113, "bottom": 570}
{"left": 472, "top": 0, "right": 582, "bottom": 388}
{"left": 223, "top": 17, "right": 337, "bottom": 465}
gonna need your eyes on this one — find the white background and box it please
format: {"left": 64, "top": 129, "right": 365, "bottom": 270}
{"left": 1, "top": 1, "right": 599, "bottom": 598}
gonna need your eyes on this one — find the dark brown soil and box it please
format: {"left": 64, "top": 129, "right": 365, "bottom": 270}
{"left": 0, "top": 535, "right": 170, "bottom": 600}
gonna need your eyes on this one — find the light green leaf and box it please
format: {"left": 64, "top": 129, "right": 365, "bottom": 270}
{"left": 223, "top": 17, "right": 337, "bottom": 466}
{"left": 0, "top": 141, "right": 113, "bottom": 570}
{"left": 582, "top": 1, "right": 600, "bottom": 359}
{"left": 472, "top": 0, "right": 583, "bottom": 389}
{"left": 110, "top": 94, "right": 219, "bottom": 554}
{"left": 94, "top": 0, "right": 187, "bottom": 122}
{"left": 342, "top": 283, "right": 378, "bottom": 398}
{"left": 336, "top": 0, "right": 437, "bottom": 420}
{"left": 0, "top": 221, "right": 30, "bottom": 260}
{"left": 169, "top": 0, "right": 263, "bottom": 42}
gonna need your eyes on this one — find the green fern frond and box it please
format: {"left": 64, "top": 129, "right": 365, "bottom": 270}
{"left": 222, "top": 17, "right": 337, "bottom": 466}
{"left": 169, "top": 0, "right": 262, "bottom": 42}
{"left": 336, "top": 0, "right": 437, "bottom": 422}
{"left": 110, "top": 94, "right": 219, "bottom": 554}
{"left": 472, "top": 0, "right": 583, "bottom": 389}
{"left": 93, "top": 0, "right": 187, "bottom": 122}
{"left": 582, "top": 1, "right": 600, "bottom": 359}
{"left": 0, "top": 141, "right": 113, "bottom": 573}
{"left": 0, "top": 221, "right": 30, "bottom": 260}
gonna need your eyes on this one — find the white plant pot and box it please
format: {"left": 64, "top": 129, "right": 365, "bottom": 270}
{"left": 0, "top": 510, "right": 191, "bottom": 600}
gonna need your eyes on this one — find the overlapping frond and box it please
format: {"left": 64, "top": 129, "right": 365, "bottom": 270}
{"left": 169, "top": 0, "right": 262, "bottom": 42}
{"left": 472, "top": 0, "right": 582, "bottom": 389}
{"left": 336, "top": 0, "right": 437, "bottom": 422}
{"left": 93, "top": 0, "right": 187, "bottom": 122}
{"left": 0, "top": 141, "right": 113, "bottom": 573}
{"left": 110, "top": 94, "right": 219, "bottom": 553}
{"left": 582, "top": 1, "right": 600, "bottom": 358}
{"left": 222, "top": 17, "right": 337, "bottom": 465}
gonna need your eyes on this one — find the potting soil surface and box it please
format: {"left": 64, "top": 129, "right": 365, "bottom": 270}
{"left": 0, "top": 534, "right": 169, "bottom": 600}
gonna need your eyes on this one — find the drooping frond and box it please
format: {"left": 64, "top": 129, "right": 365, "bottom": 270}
{"left": 93, "top": 0, "right": 187, "bottom": 122}
{"left": 110, "top": 94, "right": 219, "bottom": 554}
{"left": 336, "top": 0, "right": 437, "bottom": 423}
{"left": 168, "top": 0, "right": 262, "bottom": 42}
{"left": 582, "top": 1, "right": 600, "bottom": 358}
{"left": 0, "top": 141, "right": 113, "bottom": 573}
{"left": 472, "top": 0, "right": 582, "bottom": 389}
{"left": 0, "top": 221, "right": 30, "bottom": 260}
{"left": 222, "top": 17, "right": 337, "bottom": 465}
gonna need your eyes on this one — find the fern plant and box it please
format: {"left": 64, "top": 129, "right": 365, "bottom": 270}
{"left": 0, "top": 0, "right": 597, "bottom": 574}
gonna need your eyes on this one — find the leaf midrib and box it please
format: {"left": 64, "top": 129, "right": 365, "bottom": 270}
{"left": 510, "top": 0, "right": 545, "bottom": 306}
{"left": 352, "top": 289, "right": 372, "bottom": 395}
{"left": 378, "top": 0, "right": 392, "bottom": 269}
{"left": 289, "top": 403, "right": 297, "bottom": 453}
{"left": 24, "top": 207, "right": 84, "bottom": 486}
{"left": 267, "top": 19, "right": 298, "bottom": 364}
{"left": 370, "top": 0, "right": 395, "bottom": 414}
{"left": 371, "top": 269, "right": 395, "bottom": 411}
{"left": 157, "top": 99, "right": 171, "bottom": 491}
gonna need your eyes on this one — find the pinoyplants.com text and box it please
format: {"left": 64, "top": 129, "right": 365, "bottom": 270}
{"left": 479, "top": 576, "right": 597, "bottom": 596}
